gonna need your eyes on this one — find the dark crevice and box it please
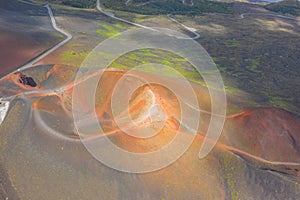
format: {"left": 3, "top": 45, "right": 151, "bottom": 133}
{"left": 286, "top": 130, "right": 300, "bottom": 154}
{"left": 18, "top": 73, "right": 37, "bottom": 87}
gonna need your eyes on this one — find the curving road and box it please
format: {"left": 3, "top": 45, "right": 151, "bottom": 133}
{"left": 167, "top": 14, "right": 200, "bottom": 39}
{"left": 96, "top": 0, "right": 156, "bottom": 31}
{"left": 239, "top": 12, "right": 298, "bottom": 21}
{"left": 19, "top": 4, "right": 73, "bottom": 70}
{"left": 96, "top": 0, "right": 200, "bottom": 40}
{"left": 0, "top": 4, "right": 72, "bottom": 123}
{"left": 182, "top": 0, "right": 194, "bottom": 6}
{"left": 1, "top": 4, "right": 72, "bottom": 80}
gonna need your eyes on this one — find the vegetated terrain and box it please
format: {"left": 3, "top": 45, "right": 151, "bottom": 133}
{"left": 62, "top": 0, "right": 96, "bottom": 8}
{"left": 102, "top": 0, "right": 233, "bottom": 15}
{"left": 0, "top": 0, "right": 63, "bottom": 76}
{"left": 31, "top": 0, "right": 300, "bottom": 115}
{"left": 34, "top": 0, "right": 96, "bottom": 8}
{"left": 265, "top": 0, "right": 300, "bottom": 16}
{"left": 193, "top": 8, "right": 300, "bottom": 114}
{"left": 30, "top": 0, "right": 131, "bottom": 67}
{"left": 24, "top": 0, "right": 299, "bottom": 115}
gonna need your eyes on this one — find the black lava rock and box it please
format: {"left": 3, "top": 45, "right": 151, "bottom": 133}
{"left": 18, "top": 73, "right": 37, "bottom": 87}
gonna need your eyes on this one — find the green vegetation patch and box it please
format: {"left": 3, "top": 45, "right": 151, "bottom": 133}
{"left": 108, "top": 48, "right": 207, "bottom": 84}
{"left": 62, "top": 0, "right": 96, "bottom": 8}
{"left": 223, "top": 153, "right": 240, "bottom": 200}
{"left": 96, "top": 23, "right": 123, "bottom": 38}
{"left": 60, "top": 51, "right": 89, "bottom": 65}
{"left": 102, "top": 0, "right": 233, "bottom": 15}
{"left": 265, "top": 1, "right": 300, "bottom": 16}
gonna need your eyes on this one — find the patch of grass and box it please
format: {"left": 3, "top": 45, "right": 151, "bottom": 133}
{"left": 108, "top": 48, "right": 205, "bottom": 84}
{"left": 223, "top": 39, "right": 240, "bottom": 47}
{"left": 60, "top": 51, "right": 89, "bottom": 65}
{"left": 96, "top": 23, "right": 125, "bottom": 38}
{"left": 53, "top": 33, "right": 65, "bottom": 39}
{"left": 223, "top": 153, "right": 240, "bottom": 200}
{"left": 62, "top": 0, "right": 96, "bottom": 8}
{"left": 269, "top": 97, "right": 292, "bottom": 109}
{"left": 244, "top": 57, "right": 262, "bottom": 74}
{"left": 198, "top": 15, "right": 300, "bottom": 113}
{"left": 67, "top": 43, "right": 83, "bottom": 48}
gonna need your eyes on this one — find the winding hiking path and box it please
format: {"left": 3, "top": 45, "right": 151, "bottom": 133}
{"left": 167, "top": 14, "right": 200, "bottom": 39}
{"left": 0, "top": 3, "right": 72, "bottom": 123}
{"left": 96, "top": 0, "right": 156, "bottom": 31}
{"left": 239, "top": 12, "right": 298, "bottom": 21}
{"left": 1, "top": 4, "right": 72, "bottom": 80}
{"left": 96, "top": 0, "right": 200, "bottom": 39}
{"left": 19, "top": 4, "right": 72, "bottom": 70}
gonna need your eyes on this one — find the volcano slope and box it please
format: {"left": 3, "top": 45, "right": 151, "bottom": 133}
{"left": 0, "top": 64, "right": 300, "bottom": 199}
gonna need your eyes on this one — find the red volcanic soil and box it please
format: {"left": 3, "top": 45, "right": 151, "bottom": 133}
{"left": 222, "top": 108, "right": 300, "bottom": 164}
{"left": 1, "top": 65, "right": 300, "bottom": 163}
{"left": 2, "top": 65, "right": 300, "bottom": 166}
{"left": 0, "top": 30, "right": 57, "bottom": 77}
{"left": 1, "top": 65, "right": 300, "bottom": 199}
{"left": 50, "top": 68, "right": 300, "bottom": 168}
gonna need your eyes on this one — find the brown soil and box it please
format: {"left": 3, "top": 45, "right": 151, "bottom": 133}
{"left": 0, "top": 31, "right": 47, "bottom": 76}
